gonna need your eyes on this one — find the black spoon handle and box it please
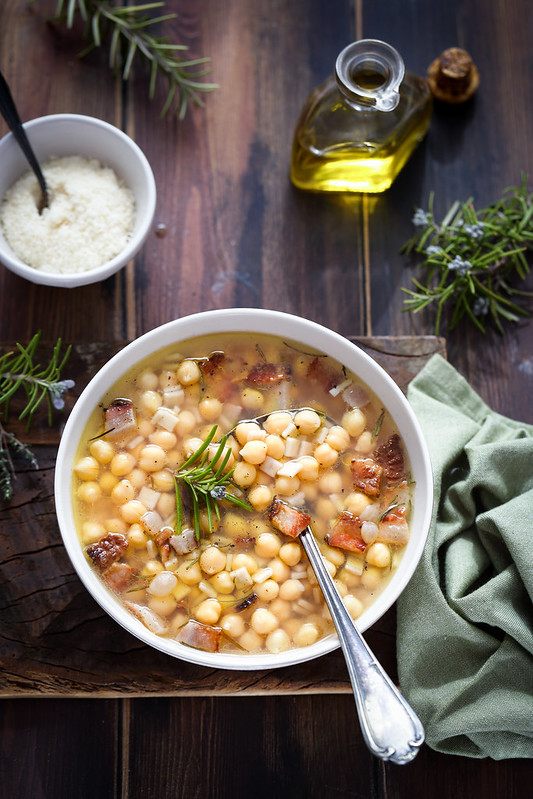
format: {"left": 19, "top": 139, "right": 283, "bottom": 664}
{"left": 0, "top": 70, "right": 49, "bottom": 208}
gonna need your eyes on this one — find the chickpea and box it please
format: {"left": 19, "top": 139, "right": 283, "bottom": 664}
{"left": 158, "top": 369, "right": 178, "bottom": 389}
{"left": 265, "top": 628, "right": 291, "bottom": 654}
{"left": 294, "top": 622, "right": 320, "bottom": 648}
{"left": 89, "top": 439, "right": 114, "bottom": 465}
{"left": 232, "top": 553, "right": 258, "bottom": 575}
{"left": 301, "top": 482, "right": 318, "bottom": 502}
{"left": 140, "top": 389, "right": 162, "bottom": 415}
{"left": 138, "top": 444, "right": 167, "bottom": 472}
{"left": 176, "top": 560, "right": 202, "bottom": 585}
{"left": 342, "top": 408, "right": 366, "bottom": 438}
{"left": 194, "top": 598, "right": 222, "bottom": 625}
{"left": 82, "top": 521, "right": 105, "bottom": 544}
{"left": 279, "top": 578, "right": 305, "bottom": 601}
{"left": 325, "top": 425, "right": 350, "bottom": 452}
{"left": 74, "top": 456, "right": 99, "bottom": 481}
{"left": 175, "top": 409, "right": 196, "bottom": 436}
{"left": 344, "top": 491, "right": 371, "bottom": 516}
{"left": 199, "top": 397, "right": 223, "bottom": 421}
{"left": 241, "top": 388, "right": 264, "bottom": 411}
{"left": 110, "top": 452, "right": 136, "bottom": 477}
{"left": 240, "top": 440, "right": 268, "bottom": 465}
{"left": 142, "top": 559, "right": 163, "bottom": 577}
{"left": 361, "top": 566, "right": 382, "bottom": 591}
{"left": 269, "top": 598, "right": 291, "bottom": 621}
{"left": 297, "top": 456, "right": 319, "bottom": 481}
{"left": 138, "top": 420, "right": 154, "bottom": 437}
{"left": 366, "top": 542, "right": 391, "bottom": 568}
{"left": 318, "top": 471, "right": 343, "bottom": 495}
{"left": 279, "top": 542, "right": 302, "bottom": 567}
{"left": 239, "top": 629, "right": 263, "bottom": 652}
{"left": 344, "top": 594, "right": 364, "bottom": 620}
{"left": 263, "top": 411, "right": 292, "bottom": 435}
{"left": 138, "top": 369, "right": 159, "bottom": 391}
{"left": 248, "top": 484, "right": 273, "bottom": 512}
{"left": 334, "top": 579, "right": 349, "bottom": 597}
{"left": 274, "top": 475, "right": 300, "bottom": 496}
{"left": 356, "top": 431, "right": 373, "bottom": 454}
{"left": 176, "top": 359, "right": 201, "bottom": 386}
{"left": 120, "top": 500, "right": 147, "bottom": 524}
{"left": 255, "top": 579, "right": 280, "bottom": 601}
{"left": 250, "top": 608, "right": 278, "bottom": 635}
{"left": 314, "top": 442, "right": 338, "bottom": 468}
{"left": 315, "top": 497, "right": 337, "bottom": 522}
{"left": 127, "top": 523, "right": 149, "bottom": 549}
{"left": 148, "top": 595, "right": 178, "bottom": 617}
{"left": 157, "top": 492, "right": 176, "bottom": 518}
{"left": 222, "top": 512, "right": 248, "bottom": 538}
{"left": 198, "top": 509, "right": 220, "bottom": 534}
{"left": 220, "top": 613, "right": 245, "bottom": 638}
{"left": 211, "top": 571, "right": 234, "bottom": 594}
{"left": 233, "top": 461, "right": 257, "bottom": 488}
{"left": 99, "top": 471, "right": 119, "bottom": 495}
{"left": 111, "top": 479, "right": 135, "bottom": 505}
{"left": 255, "top": 532, "right": 281, "bottom": 559}
{"left": 269, "top": 558, "right": 290, "bottom": 582}
{"left": 184, "top": 437, "right": 203, "bottom": 458}
{"left": 150, "top": 430, "right": 177, "bottom": 451}
{"left": 294, "top": 409, "right": 321, "bottom": 435}
{"left": 235, "top": 421, "right": 263, "bottom": 445}
{"left": 77, "top": 481, "right": 101, "bottom": 504}
{"left": 151, "top": 469, "right": 174, "bottom": 492}
{"left": 321, "top": 543, "right": 344, "bottom": 567}
{"left": 265, "top": 434, "right": 285, "bottom": 460}
{"left": 200, "top": 546, "right": 227, "bottom": 575}
{"left": 105, "top": 517, "right": 128, "bottom": 534}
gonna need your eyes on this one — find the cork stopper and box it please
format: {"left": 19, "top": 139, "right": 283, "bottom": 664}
{"left": 427, "top": 47, "right": 479, "bottom": 103}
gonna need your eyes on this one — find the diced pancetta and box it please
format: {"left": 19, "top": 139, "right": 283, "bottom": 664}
{"left": 268, "top": 497, "right": 310, "bottom": 538}
{"left": 326, "top": 511, "right": 367, "bottom": 553}
{"left": 104, "top": 398, "right": 137, "bottom": 440}
{"left": 177, "top": 620, "right": 222, "bottom": 652}
{"left": 245, "top": 363, "right": 291, "bottom": 386}
{"left": 375, "top": 434, "right": 405, "bottom": 483}
{"left": 86, "top": 532, "right": 128, "bottom": 571}
{"left": 103, "top": 562, "right": 136, "bottom": 592}
{"left": 350, "top": 457, "right": 383, "bottom": 497}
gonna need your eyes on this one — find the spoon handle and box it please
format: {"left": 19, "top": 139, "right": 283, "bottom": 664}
{"left": 300, "top": 526, "right": 424, "bottom": 765}
{"left": 0, "top": 70, "right": 49, "bottom": 208}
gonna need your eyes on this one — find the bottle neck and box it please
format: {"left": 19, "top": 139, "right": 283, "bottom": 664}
{"left": 335, "top": 40, "right": 405, "bottom": 112}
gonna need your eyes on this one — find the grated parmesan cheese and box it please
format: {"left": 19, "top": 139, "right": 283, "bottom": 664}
{"left": 0, "top": 155, "right": 135, "bottom": 274}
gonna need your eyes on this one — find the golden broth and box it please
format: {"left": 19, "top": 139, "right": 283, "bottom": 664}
{"left": 72, "top": 333, "right": 412, "bottom": 655}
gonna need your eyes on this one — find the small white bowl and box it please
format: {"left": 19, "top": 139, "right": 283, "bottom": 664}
{"left": 55, "top": 309, "right": 433, "bottom": 670}
{"left": 0, "top": 113, "right": 156, "bottom": 287}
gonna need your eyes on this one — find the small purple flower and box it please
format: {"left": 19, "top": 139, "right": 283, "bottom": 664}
{"left": 426, "top": 245, "right": 444, "bottom": 257}
{"left": 473, "top": 297, "right": 489, "bottom": 317}
{"left": 412, "top": 208, "right": 431, "bottom": 227}
{"left": 448, "top": 256, "right": 471, "bottom": 276}
{"left": 49, "top": 379, "right": 75, "bottom": 410}
{"left": 465, "top": 223, "right": 485, "bottom": 240}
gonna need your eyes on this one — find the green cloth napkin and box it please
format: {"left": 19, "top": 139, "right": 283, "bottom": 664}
{"left": 396, "top": 354, "right": 533, "bottom": 760}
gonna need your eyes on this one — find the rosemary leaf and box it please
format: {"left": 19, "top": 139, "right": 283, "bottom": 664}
{"left": 401, "top": 176, "right": 533, "bottom": 334}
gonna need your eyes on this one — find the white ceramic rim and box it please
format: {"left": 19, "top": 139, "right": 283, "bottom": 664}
{"left": 0, "top": 113, "right": 156, "bottom": 287}
{"left": 55, "top": 309, "right": 433, "bottom": 670}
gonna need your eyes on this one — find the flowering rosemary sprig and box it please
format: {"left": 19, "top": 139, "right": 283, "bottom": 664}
{"left": 174, "top": 425, "right": 252, "bottom": 541}
{"left": 0, "top": 333, "right": 74, "bottom": 500}
{"left": 401, "top": 177, "right": 533, "bottom": 334}
{"left": 53, "top": 0, "right": 217, "bottom": 118}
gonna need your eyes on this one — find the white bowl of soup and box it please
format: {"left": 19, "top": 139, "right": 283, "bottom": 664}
{"left": 55, "top": 309, "right": 433, "bottom": 670}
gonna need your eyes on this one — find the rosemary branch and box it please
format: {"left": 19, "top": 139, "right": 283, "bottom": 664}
{"left": 0, "top": 333, "right": 74, "bottom": 500}
{"left": 174, "top": 425, "right": 252, "bottom": 541}
{"left": 401, "top": 176, "right": 533, "bottom": 334}
{"left": 53, "top": 0, "right": 218, "bottom": 118}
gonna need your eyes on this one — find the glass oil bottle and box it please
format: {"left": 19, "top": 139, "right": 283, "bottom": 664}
{"left": 290, "top": 40, "right": 432, "bottom": 193}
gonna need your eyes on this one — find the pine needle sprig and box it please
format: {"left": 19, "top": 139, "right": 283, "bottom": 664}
{"left": 401, "top": 176, "right": 533, "bottom": 334}
{"left": 174, "top": 425, "right": 252, "bottom": 541}
{"left": 0, "top": 333, "right": 74, "bottom": 500}
{"left": 53, "top": 1, "right": 218, "bottom": 119}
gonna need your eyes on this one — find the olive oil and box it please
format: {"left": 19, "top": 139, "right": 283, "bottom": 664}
{"left": 290, "top": 40, "right": 432, "bottom": 193}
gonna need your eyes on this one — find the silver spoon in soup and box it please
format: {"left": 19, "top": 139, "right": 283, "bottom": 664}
{"left": 269, "top": 496, "right": 424, "bottom": 765}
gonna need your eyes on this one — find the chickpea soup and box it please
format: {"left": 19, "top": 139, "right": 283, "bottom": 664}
{"left": 72, "top": 333, "right": 413, "bottom": 656}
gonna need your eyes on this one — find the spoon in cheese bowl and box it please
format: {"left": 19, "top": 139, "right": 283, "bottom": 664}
{"left": 269, "top": 498, "right": 425, "bottom": 765}
{"left": 0, "top": 70, "right": 49, "bottom": 213}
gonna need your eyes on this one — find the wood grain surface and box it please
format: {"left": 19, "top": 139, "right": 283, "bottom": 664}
{"left": 0, "top": 0, "right": 532, "bottom": 797}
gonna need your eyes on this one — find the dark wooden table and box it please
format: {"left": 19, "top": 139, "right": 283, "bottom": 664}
{"left": 1, "top": 1, "right": 532, "bottom": 796}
